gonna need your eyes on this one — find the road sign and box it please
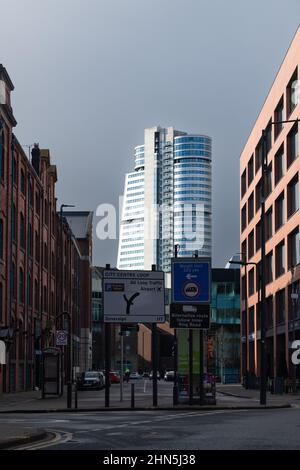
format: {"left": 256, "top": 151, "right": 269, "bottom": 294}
{"left": 170, "top": 303, "right": 210, "bottom": 329}
{"left": 56, "top": 330, "right": 68, "bottom": 346}
{"left": 103, "top": 269, "right": 165, "bottom": 323}
{"left": 172, "top": 258, "right": 211, "bottom": 304}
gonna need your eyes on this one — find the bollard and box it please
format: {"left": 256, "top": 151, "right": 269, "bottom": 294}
{"left": 67, "top": 381, "right": 72, "bottom": 409}
{"left": 131, "top": 383, "right": 135, "bottom": 409}
{"left": 74, "top": 383, "right": 78, "bottom": 409}
{"left": 173, "top": 385, "right": 178, "bottom": 406}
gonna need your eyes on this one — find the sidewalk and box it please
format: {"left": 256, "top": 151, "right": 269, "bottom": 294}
{"left": 0, "top": 424, "right": 47, "bottom": 449}
{"left": 0, "top": 382, "right": 296, "bottom": 413}
{"left": 217, "top": 383, "right": 300, "bottom": 405}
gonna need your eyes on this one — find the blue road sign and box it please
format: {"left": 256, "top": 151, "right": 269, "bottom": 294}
{"left": 172, "top": 258, "right": 211, "bottom": 304}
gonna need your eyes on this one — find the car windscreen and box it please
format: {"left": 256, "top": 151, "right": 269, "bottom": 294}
{"left": 85, "top": 372, "right": 99, "bottom": 378}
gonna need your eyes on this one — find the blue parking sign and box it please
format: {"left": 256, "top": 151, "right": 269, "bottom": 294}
{"left": 172, "top": 258, "right": 211, "bottom": 304}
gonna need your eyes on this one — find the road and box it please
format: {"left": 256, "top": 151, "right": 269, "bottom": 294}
{"left": 3, "top": 407, "right": 300, "bottom": 450}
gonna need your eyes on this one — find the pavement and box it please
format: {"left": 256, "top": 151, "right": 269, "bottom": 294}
{"left": 0, "top": 381, "right": 297, "bottom": 449}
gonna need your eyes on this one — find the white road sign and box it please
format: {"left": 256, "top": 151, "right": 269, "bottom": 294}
{"left": 103, "top": 270, "right": 165, "bottom": 323}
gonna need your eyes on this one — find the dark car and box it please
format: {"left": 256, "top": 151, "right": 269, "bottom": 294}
{"left": 77, "top": 371, "right": 105, "bottom": 390}
{"left": 164, "top": 371, "right": 174, "bottom": 382}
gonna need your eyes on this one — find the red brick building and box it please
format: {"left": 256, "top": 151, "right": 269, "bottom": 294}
{"left": 0, "top": 65, "right": 92, "bottom": 393}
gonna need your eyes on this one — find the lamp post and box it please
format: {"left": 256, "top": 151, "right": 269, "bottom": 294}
{"left": 229, "top": 259, "right": 259, "bottom": 392}
{"left": 59, "top": 204, "right": 75, "bottom": 396}
{"left": 291, "top": 265, "right": 298, "bottom": 394}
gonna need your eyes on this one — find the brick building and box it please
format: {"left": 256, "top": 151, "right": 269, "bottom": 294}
{"left": 240, "top": 28, "right": 300, "bottom": 384}
{"left": 0, "top": 65, "right": 92, "bottom": 393}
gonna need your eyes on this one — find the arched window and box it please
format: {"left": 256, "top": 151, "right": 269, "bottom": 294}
{"left": 19, "top": 267, "right": 24, "bottom": 303}
{"left": 0, "top": 125, "right": 4, "bottom": 180}
{"left": 20, "top": 212, "right": 25, "bottom": 248}
{"left": 0, "top": 218, "right": 3, "bottom": 259}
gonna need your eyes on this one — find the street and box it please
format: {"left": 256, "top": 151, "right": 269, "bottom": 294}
{"left": 2, "top": 406, "right": 300, "bottom": 450}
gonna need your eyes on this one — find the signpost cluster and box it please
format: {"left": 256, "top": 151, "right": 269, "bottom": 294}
{"left": 102, "top": 265, "right": 165, "bottom": 407}
{"left": 171, "top": 256, "right": 211, "bottom": 405}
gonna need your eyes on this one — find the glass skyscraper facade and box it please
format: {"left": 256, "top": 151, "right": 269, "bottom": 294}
{"left": 117, "top": 126, "right": 212, "bottom": 271}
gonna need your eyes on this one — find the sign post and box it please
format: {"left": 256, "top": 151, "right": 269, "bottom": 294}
{"left": 171, "top": 257, "right": 211, "bottom": 406}
{"left": 103, "top": 267, "right": 165, "bottom": 407}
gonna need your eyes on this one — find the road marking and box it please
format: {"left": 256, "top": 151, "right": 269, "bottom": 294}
{"left": 15, "top": 430, "right": 73, "bottom": 450}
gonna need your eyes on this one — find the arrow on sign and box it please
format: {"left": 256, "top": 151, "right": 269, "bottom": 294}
{"left": 186, "top": 274, "right": 197, "bottom": 280}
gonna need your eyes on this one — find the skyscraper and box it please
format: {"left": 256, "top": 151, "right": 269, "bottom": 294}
{"left": 117, "top": 126, "right": 212, "bottom": 271}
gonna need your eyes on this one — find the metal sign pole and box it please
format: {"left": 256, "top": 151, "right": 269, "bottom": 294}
{"left": 189, "top": 329, "right": 193, "bottom": 405}
{"left": 120, "top": 329, "right": 124, "bottom": 402}
{"left": 173, "top": 245, "right": 179, "bottom": 406}
{"left": 152, "top": 264, "right": 158, "bottom": 407}
{"left": 199, "top": 330, "right": 204, "bottom": 405}
{"left": 105, "top": 264, "right": 111, "bottom": 408}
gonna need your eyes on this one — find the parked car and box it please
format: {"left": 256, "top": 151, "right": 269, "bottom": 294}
{"left": 129, "top": 371, "right": 142, "bottom": 380}
{"left": 164, "top": 371, "right": 174, "bottom": 382}
{"left": 142, "top": 372, "right": 150, "bottom": 379}
{"left": 149, "top": 371, "right": 161, "bottom": 380}
{"left": 77, "top": 371, "right": 105, "bottom": 390}
{"left": 109, "top": 371, "right": 120, "bottom": 384}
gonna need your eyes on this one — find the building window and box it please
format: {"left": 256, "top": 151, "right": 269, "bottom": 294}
{"left": 287, "top": 122, "right": 298, "bottom": 168}
{"left": 288, "top": 228, "right": 300, "bottom": 269}
{"left": 0, "top": 131, "right": 4, "bottom": 181}
{"left": 51, "top": 251, "right": 55, "bottom": 276}
{"left": 43, "top": 286, "right": 47, "bottom": 312}
{"left": 0, "top": 219, "right": 3, "bottom": 259}
{"left": 248, "top": 155, "right": 254, "bottom": 186}
{"left": 12, "top": 156, "right": 17, "bottom": 185}
{"left": 12, "top": 262, "right": 16, "bottom": 299}
{"left": 288, "top": 281, "right": 300, "bottom": 320}
{"left": 241, "top": 239, "right": 247, "bottom": 261}
{"left": 275, "top": 192, "right": 284, "bottom": 230}
{"left": 256, "top": 261, "right": 261, "bottom": 292}
{"left": 44, "top": 242, "right": 48, "bottom": 269}
{"left": 265, "top": 207, "right": 272, "bottom": 241}
{"left": 266, "top": 120, "right": 272, "bottom": 154}
{"left": 12, "top": 204, "right": 16, "bottom": 242}
{"left": 255, "top": 221, "right": 261, "bottom": 252}
{"left": 276, "top": 288, "right": 285, "bottom": 324}
{"left": 287, "top": 67, "right": 298, "bottom": 117}
{"left": 249, "top": 268, "right": 255, "bottom": 296}
{"left": 0, "top": 282, "right": 2, "bottom": 322}
{"left": 274, "top": 96, "right": 284, "bottom": 139}
{"left": 255, "top": 139, "right": 262, "bottom": 173}
{"left": 241, "top": 169, "right": 247, "bottom": 197}
{"left": 275, "top": 241, "right": 285, "bottom": 278}
{"left": 20, "top": 169, "right": 25, "bottom": 194}
{"left": 255, "top": 179, "right": 262, "bottom": 212}
{"left": 28, "top": 223, "right": 33, "bottom": 257}
{"left": 274, "top": 145, "right": 284, "bottom": 185}
{"left": 266, "top": 295, "right": 273, "bottom": 329}
{"left": 287, "top": 173, "right": 299, "bottom": 218}
{"left": 34, "top": 279, "right": 39, "bottom": 311}
{"left": 35, "top": 191, "right": 40, "bottom": 215}
{"left": 20, "top": 213, "right": 25, "bottom": 249}
{"left": 265, "top": 163, "right": 272, "bottom": 198}
{"left": 241, "top": 204, "right": 247, "bottom": 232}
{"left": 44, "top": 200, "right": 48, "bottom": 226}
{"left": 27, "top": 274, "right": 32, "bottom": 307}
{"left": 248, "top": 192, "right": 254, "bottom": 222}
{"left": 248, "top": 230, "right": 254, "bottom": 260}
{"left": 29, "top": 181, "right": 33, "bottom": 207}
{"left": 35, "top": 231, "right": 40, "bottom": 262}
{"left": 19, "top": 268, "right": 24, "bottom": 304}
{"left": 266, "top": 251, "right": 273, "bottom": 284}
{"left": 249, "top": 306, "right": 254, "bottom": 334}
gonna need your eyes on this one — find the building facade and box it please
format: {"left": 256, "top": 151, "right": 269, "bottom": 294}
{"left": 207, "top": 268, "right": 240, "bottom": 383}
{"left": 0, "top": 65, "right": 92, "bottom": 392}
{"left": 240, "top": 28, "right": 300, "bottom": 384}
{"left": 117, "top": 126, "right": 212, "bottom": 271}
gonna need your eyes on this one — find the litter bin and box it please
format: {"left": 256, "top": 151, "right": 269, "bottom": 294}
{"left": 274, "top": 377, "right": 284, "bottom": 394}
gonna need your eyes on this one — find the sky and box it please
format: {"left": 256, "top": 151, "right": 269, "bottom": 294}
{"left": 0, "top": 0, "right": 299, "bottom": 268}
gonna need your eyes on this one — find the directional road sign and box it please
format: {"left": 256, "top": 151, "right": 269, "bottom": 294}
{"left": 172, "top": 258, "right": 211, "bottom": 304}
{"left": 103, "top": 269, "right": 165, "bottom": 323}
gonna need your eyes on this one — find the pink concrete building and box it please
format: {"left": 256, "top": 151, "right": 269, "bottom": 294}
{"left": 240, "top": 28, "right": 300, "bottom": 384}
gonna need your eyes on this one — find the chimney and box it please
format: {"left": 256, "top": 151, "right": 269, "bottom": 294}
{"left": 31, "top": 143, "right": 40, "bottom": 176}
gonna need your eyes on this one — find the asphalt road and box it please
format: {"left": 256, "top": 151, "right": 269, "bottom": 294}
{"left": 3, "top": 407, "right": 300, "bottom": 450}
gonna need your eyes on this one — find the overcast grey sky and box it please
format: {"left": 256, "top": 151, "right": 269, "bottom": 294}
{"left": 1, "top": 0, "right": 299, "bottom": 267}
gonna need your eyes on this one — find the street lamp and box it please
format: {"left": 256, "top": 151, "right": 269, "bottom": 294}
{"left": 59, "top": 204, "right": 75, "bottom": 399}
{"left": 291, "top": 265, "right": 298, "bottom": 394}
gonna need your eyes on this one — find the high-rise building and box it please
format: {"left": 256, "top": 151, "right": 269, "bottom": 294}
{"left": 117, "top": 126, "right": 212, "bottom": 271}
{"left": 239, "top": 27, "right": 300, "bottom": 385}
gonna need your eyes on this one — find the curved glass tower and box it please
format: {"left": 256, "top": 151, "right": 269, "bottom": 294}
{"left": 117, "top": 127, "right": 212, "bottom": 271}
